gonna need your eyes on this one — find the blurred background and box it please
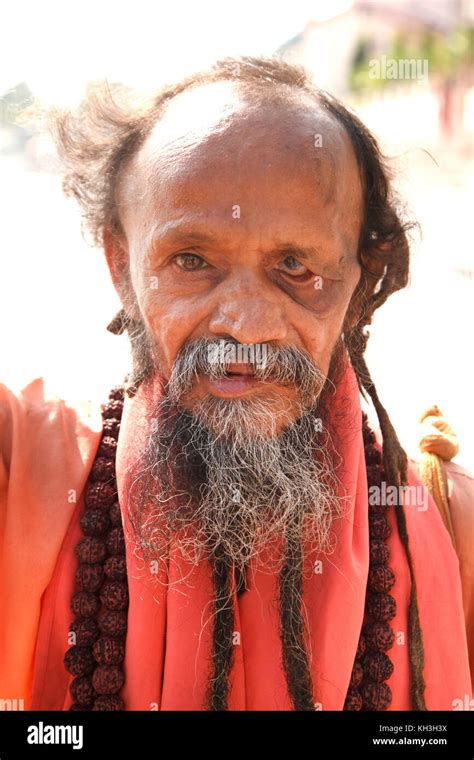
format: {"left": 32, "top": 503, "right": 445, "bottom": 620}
{"left": 0, "top": 0, "right": 473, "bottom": 467}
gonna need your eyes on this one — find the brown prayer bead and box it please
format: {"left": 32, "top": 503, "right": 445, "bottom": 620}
{"left": 102, "top": 417, "right": 121, "bottom": 437}
{"left": 355, "top": 633, "right": 366, "bottom": 659}
{"left": 92, "top": 637, "right": 125, "bottom": 665}
{"left": 108, "top": 388, "right": 125, "bottom": 402}
{"left": 364, "top": 622, "right": 395, "bottom": 652}
{"left": 71, "top": 591, "right": 99, "bottom": 618}
{"left": 98, "top": 610, "right": 127, "bottom": 637}
{"left": 90, "top": 457, "right": 115, "bottom": 483}
{"left": 92, "top": 695, "right": 124, "bottom": 711}
{"left": 71, "top": 676, "right": 95, "bottom": 705}
{"left": 75, "top": 564, "right": 104, "bottom": 593}
{"left": 109, "top": 502, "right": 122, "bottom": 527}
{"left": 75, "top": 537, "right": 107, "bottom": 564}
{"left": 369, "top": 539, "right": 390, "bottom": 565}
{"left": 104, "top": 556, "right": 127, "bottom": 580}
{"left": 100, "top": 581, "right": 129, "bottom": 611}
{"left": 85, "top": 482, "right": 116, "bottom": 510}
{"left": 369, "top": 513, "right": 391, "bottom": 541}
{"left": 349, "top": 660, "right": 363, "bottom": 689}
{"left": 92, "top": 665, "right": 125, "bottom": 695}
{"left": 363, "top": 652, "right": 394, "bottom": 683}
{"left": 99, "top": 436, "right": 118, "bottom": 458}
{"left": 343, "top": 689, "right": 362, "bottom": 711}
{"left": 64, "top": 646, "right": 95, "bottom": 677}
{"left": 69, "top": 618, "right": 99, "bottom": 647}
{"left": 102, "top": 399, "right": 124, "bottom": 419}
{"left": 366, "top": 593, "right": 397, "bottom": 622}
{"left": 360, "top": 680, "right": 392, "bottom": 710}
{"left": 106, "top": 527, "right": 125, "bottom": 556}
{"left": 368, "top": 565, "right": 396, "bottom": 593}
{"left": 80, "top": 508, "right": 110, "bottom": 537}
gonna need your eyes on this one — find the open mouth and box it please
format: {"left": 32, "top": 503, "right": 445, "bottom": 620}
{"left": 207, "top": 363, "right": 262, "bottom": 397}
{"left": 223, "top": 364, "right": 256, "bottom": 377}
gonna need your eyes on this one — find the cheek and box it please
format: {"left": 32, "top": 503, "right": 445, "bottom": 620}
{"left": 133, "top": 276, "right": 209, "bottom": 376}
{"left": 298, "top": 273, "right": 359, "bottom": 375}
{"left": 302, "top": 325, "right": 340, "bottom": 377}
{"left": 143, "top": 297, "right": 192, "bottom": 374}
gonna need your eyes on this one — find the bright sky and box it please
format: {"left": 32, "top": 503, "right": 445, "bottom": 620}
{"left": 1, "top": 0, "right": 352, "bottom": 104}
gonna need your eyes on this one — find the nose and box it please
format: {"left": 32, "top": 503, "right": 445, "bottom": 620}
{"left": 208, "top": 272, "right": 289, "bottom": 345}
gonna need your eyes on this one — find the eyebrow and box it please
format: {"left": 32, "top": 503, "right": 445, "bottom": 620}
{"left": 147, "top": 224, "right": 346, "bottom": 271}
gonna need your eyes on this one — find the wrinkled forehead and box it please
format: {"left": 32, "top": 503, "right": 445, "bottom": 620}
{"left": 116, "top": 80, "right": 363, "bottom": 237}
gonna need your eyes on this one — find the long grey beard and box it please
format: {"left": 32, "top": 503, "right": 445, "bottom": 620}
{"left": 125, "top": 339, "right": 343, "bottom": 577}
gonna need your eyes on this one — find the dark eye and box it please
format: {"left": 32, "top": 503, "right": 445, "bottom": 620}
{"left": 174, "top": 253, "right": 208, "bottom": 271}
{"left": 278, "top": 255, "right": 309, "bottom": 276}
{"left": 277, "top": 255, "right": 310, "bottom": 277}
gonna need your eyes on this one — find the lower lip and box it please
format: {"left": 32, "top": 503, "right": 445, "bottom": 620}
{"left": 207, "top": 374, "right": 265, "bottom": 397}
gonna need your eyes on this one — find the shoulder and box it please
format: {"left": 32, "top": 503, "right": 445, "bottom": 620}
{"left": 444, "top": 460, "right": 474, "bottom": 488}
{"left": 0, "top": 377, "right": 103, "bottom": 471}
{"left": 444, "top": 461, "right": 474, "bottom": 557}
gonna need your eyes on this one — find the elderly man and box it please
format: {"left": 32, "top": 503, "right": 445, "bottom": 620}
{"left": 0, "top": 56, "right": 472, "bottom": 712}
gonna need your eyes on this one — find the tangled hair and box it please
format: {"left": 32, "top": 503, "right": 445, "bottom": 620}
{"left": 48, "top": 55, "right": 425, "bottom": 710}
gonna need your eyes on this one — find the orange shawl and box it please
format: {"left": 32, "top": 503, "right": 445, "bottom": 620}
{"left": 0, "top": 360, "right": 471, "bottom": 710}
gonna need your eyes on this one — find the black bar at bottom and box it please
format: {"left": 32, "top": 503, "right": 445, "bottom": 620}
{"left": 0, "top": 710, "right": 472, "bottom": 758}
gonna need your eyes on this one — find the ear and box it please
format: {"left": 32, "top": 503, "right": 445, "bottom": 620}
{"left": 103, "top": 226, "right": 140, "bottom": 321}
{"left": 344, "top": 247, "right": 387, "bottom": 332}
{"left": 360, "top": 245, "right": 389, "bottom": 279}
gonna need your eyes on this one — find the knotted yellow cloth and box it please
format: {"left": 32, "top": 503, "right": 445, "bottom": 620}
{"left": 418, "top": 405, "right": 459, "bottom": 547}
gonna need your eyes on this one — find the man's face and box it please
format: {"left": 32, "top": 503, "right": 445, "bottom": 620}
{"left": 114, "top": 81, "right": 363, "bottom": 427}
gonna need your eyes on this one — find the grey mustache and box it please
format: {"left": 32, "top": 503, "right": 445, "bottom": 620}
{"left": 167, "top": 338, "right": 327, "bottom": 404}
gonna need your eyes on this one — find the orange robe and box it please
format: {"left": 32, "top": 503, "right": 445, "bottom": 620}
{"left": 0, "top": 362, "right": 472, "bottom": 710}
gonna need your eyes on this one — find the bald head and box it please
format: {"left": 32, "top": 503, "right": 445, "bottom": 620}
{"left": 117, "top": 80, "right": 363, "bottom": 253}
